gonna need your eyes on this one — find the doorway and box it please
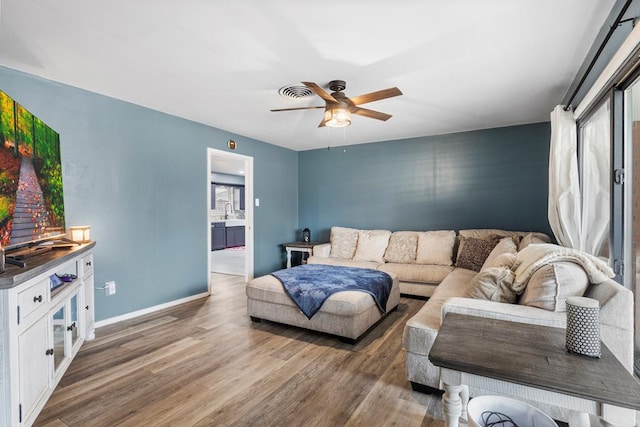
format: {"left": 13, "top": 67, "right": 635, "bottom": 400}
{"left": 207, "top": 148, "right": 254, "bottom": 291}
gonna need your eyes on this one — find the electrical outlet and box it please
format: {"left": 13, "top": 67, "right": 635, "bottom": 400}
{"left": 105, "top": 281, "right": 116, "bottom": 296}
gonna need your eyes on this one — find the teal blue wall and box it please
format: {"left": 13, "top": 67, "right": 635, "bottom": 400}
{"left": 298, "top": 122, "right": 552, "bottom": 242}
{"left": 0, "top": 66, "right": 298, "bottom": 321}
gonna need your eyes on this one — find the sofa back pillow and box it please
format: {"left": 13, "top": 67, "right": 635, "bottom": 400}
{"left": 353, "top": 229, "right": 392, "bottom": 263}
{"left": 519, "top": 262, "right": 589, "bottom": 311}
{"left": 384, "top": 231, "right": 418, "bottom": 263}
{"left": 459, "top": 229, "right": 551, "bottom": 249}
{"left": 329, "top": 226, "right": 360, "bottom": 259}
{"left": 455, "top": 237, "right": 499, "bottom": 272}
{"left": 459, "top": 228, "right": 521, "bottom": 240}
{"left": 415, "top": 230, "right": 456, "bottom": 266}
{"left": 481, "top": 237, "right": 518, "bottom": 271}
{"left": 518, "top": 232, "right": 552, "bottom": 251}
{"left": 465, "top": 267, "right": 517, "bottom": 303}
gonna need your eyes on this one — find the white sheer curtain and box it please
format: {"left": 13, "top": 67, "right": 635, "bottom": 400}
{"left": 580, "top": 100, "right": 611, "bottom": 258}
{"left": 548, "top": 105, "right": 581, "bottom": 248}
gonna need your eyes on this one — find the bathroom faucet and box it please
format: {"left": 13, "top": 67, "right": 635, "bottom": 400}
{"left": 224, "top": 203, "right": 232, "bottom": 219}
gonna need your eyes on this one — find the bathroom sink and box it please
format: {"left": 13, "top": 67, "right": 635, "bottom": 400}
{"left": 225, "top": 219, "right": 245, "bottom": 227}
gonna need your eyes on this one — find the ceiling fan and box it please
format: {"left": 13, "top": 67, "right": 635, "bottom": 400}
{"left": 271, "top": 80, "right": 402, "bottom": 128}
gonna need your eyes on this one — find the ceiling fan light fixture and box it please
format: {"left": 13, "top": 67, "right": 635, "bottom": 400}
{"left": 324, "top": 105, "right": 351, "bottom": 128}
{"left": 271, "top": 80, "right": 401, "bottom": 128}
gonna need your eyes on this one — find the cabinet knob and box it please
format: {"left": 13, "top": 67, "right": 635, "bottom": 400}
{"left": 45, "top": 349, "right": 54, "bottom": 356}
{"left": 86, "top": 261, "right": 92, "bottom": 266}
{"left": 33, "top": 295, "right": 42, "bottom": 303}
{"left": 85, "top": 305, "right": 89, "bottom": 310}
{"left": 67, "top": 322, "right": 76, "bottom": 331}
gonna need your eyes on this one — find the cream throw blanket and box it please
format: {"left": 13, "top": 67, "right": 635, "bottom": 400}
{"left": 512, "top": 243, "right": 615, "bottom": 293}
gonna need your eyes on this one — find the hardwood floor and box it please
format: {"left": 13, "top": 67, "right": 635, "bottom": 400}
{"left": 35, "top": 273, "right": 445, "bottom": 427}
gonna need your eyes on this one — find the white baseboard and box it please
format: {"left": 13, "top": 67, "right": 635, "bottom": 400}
{"left": 94, "top": 291, "right": 210, "bottom": 328}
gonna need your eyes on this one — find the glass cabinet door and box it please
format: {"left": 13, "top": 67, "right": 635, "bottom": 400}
{"left": 52, "top": 304, "right": 67, "bottom": 372}
{"left": 69, "top": 293, "right": 80, "bottom": 349}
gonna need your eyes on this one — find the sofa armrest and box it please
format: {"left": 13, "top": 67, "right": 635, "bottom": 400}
{"left": 442, "top": 297, "right": 565, "bottom": 329}
{"left": 313, "top": 243, "right": 331, "bottom": 257}
{"left": 584, "top": 279, "right": 634, "bottom": 371}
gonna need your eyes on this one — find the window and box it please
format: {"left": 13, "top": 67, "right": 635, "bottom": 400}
{"left": 211, "top": 183, "right": 245, "bottom": 217}
{"left": 624, "top": 77, "right": 640, "bottom": 375}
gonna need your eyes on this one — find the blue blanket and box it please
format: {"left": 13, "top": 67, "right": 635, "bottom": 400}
{"left": 271, "top": 264, "right": 393, "bottom": 319}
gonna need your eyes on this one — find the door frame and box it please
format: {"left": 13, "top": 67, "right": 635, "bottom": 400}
{"left": 207, "top": 147, "right": 254, "bottom": 291}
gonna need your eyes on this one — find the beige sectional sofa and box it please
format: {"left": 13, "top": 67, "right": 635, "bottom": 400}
{"left": 309, "top": 226, "right": 634, "bottom": 422}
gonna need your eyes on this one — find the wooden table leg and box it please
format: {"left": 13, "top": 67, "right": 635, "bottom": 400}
{"left": 460, "top": 385, "right": 469, "bottom": 420}
{"left": 442, "top": 383, "right": 465, "bottom": 427}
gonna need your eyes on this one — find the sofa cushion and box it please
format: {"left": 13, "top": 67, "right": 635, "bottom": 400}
{"left": 481, "top": 237, "right": 518, "bottom": 271}
{"left": 384, "top": 231, "right": 418, "bottom": 263}
{"left": 455, "top": 237, "right": 499, "bottom": 272}
{"left": 377, "top": 263, "right": 453, "bottom": 284}
{"left": 307, "top": 256, "right": 379, "bottom": 270}
{"left": 403, "top": 267, "right": 477, "bottom": 356}
{"left": 465, "top": 267, "right": 517, "bottom": 303}
{"left": 353, "top": 229, "right": 391, "bottom": 263}
{"left": 415, "top": 230, "right": 456, "bottom": 266}
{"left": 329, "top": 226, "right": 360, "bottom": 259}
{"left": 519, "top": 262, "right": 589, "bottom": 312}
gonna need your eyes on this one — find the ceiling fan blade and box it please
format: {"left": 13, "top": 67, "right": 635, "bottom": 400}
{"left": 302, "top": 81, "right": 338, "bottom": 103}
{"left": 351, "top": 107, "right": 392, "bottom": 121}
{"left": 349, "top": 87, "right": 402, "bottom": 106}
{"left": 270, "top": 106, "right": 325, "bottom": 112}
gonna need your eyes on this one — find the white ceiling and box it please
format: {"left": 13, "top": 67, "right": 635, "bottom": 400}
{"left": 0, "top": 1, "right": 615, "bottom": 151}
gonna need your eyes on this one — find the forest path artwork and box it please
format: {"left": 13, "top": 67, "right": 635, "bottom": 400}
{"left": 11, "top": 156, "right": 50, "bottom": 242}
{"left": 0, "top": 90, "right": 66, "bottom": 246}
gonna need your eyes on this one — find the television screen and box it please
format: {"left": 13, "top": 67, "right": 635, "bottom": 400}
{"left": 0, "top": 90, "right": 66, "bottom": 248}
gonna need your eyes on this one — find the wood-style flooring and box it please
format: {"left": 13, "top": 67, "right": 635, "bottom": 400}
{"left": 34, "top": 273, "right": 445, "bottom": 427}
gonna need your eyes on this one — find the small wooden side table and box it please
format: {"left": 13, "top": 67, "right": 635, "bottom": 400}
{"left": 281, "top": 242, "right": 324, "bottom": 268}
{"left": 429, "top": 313, "right": 640, "bottom": 427}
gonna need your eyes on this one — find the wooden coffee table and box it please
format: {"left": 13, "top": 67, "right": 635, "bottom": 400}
{"left": 429, "top": 313, "right": 640, "bottom": 427}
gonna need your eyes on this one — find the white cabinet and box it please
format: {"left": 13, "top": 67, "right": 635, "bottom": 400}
{"left": 17, "top": 318, "right": 49, "bottom": 425}
{"left": 0, "top": 243, "right": 95, "bottom": 426}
